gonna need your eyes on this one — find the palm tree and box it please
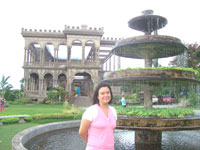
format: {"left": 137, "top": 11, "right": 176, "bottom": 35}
{"left": 0, "top": 75, "right": 13, "bottom": 95}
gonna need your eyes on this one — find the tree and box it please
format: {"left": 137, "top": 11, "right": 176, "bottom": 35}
{"left": 47, "top": 83, "right": 68, "bottom": 102}
{"left": 186, "top": 43, "right": 200, "bottom": 69}
{"left": 0, "top": 75, "right": 13, "bottom": 95}
{"left": 20, "top": 78, "right": 24, "bottom": 91}
{"left": 169, "top": 52, "right": 188, "bottom": 67}
{"left": 169, "top": 43, "right": 200, "bottom": 68}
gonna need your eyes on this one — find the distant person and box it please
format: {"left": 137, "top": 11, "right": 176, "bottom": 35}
{"left": 79, "top": 82, "right": 117, "bottom": 150}
{"left": 0, "top": 94, "right": 6, "bottom": 112}
{"left": 77, "top": 87, "right": 81, "bottom": 96}
{"left": 121, "top": 95, "right": 126, "bottom": 107}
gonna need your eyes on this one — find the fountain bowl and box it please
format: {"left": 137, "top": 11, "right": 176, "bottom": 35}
{"left": 128, "top": 15, "right": 167, "bottom": 33}
{"left": 12, "top": 120, "right": 80, "bottom": 150}
{"left": 113, "top": 35, "right": 186, "bottom": 59}
{"left": 103, "top": 69, "right": 200, "bottom": 87}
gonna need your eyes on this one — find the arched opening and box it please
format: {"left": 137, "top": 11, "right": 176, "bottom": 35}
{"left": 85, "top": 40, "right": 95, "bottom": 61}
{"left": 71, "top": 40, "right": 82, "bottom": 61}
{"left": 72, "top": 72, "right": 93, "bottom": 96}
{"left": 45, "top": 44, "right": 54, "bottom": 62}
{"left": 58, "top": 74, "right": 67, "bottom": 90}
{"left": 28, "top": 73, "right": 39, "bottom": 91}
{"left": 27, "top": 43, "right": 41, "bottom": 63}
{"left": 58, "top": 44, "right": 67, "bottom": 61}
{"left": 44, "top": 73, "right": 53, "bottom": 91}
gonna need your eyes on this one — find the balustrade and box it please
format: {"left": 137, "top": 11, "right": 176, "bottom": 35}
{"left": 24, "top": 60, "right": 100, "bottom": 68}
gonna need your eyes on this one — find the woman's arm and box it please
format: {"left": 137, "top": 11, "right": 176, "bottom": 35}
{"left": 79, "top": 119, "right": 91, "bottom": 142}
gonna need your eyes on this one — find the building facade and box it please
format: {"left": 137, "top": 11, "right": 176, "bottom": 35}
{"left": 21, "top": 25, "right": 121, "bottom": 99}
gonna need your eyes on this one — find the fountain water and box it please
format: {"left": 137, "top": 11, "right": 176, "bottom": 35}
{"left": 102, "top": 10, "right": 200, "bottom": 149}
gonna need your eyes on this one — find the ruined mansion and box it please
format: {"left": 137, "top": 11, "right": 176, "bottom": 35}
{"left": 21, "top": 25, "right": 121, "bottom": 99}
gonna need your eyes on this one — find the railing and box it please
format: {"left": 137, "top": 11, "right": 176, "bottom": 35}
{"left": 24, "top": 61, "right": 100, "bottom": 68}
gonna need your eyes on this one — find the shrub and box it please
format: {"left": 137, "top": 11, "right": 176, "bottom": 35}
{"left": 24, "top": 116, "right": 33, "bottom": 122}
{"left": 14, "top": 98, "right": 32, "bottom": 104}
{"left": 54, "top": 101, "right": 64, "bottom": 105}
{"left": 113, "top": 95, "right": 121, "bottom": 104}
{"left": 38, "top": 99, "right": 43, "bottom": 104}
{"left": 45, "top": 100, "right": 52, "bottom": 104}
{"left": 188, "top": 90, "right": 199, "bottom": 105}
{"left": 2, "top": 118, "right": 19, "bottom": 124}
{"left": 63, "top": 102, "right": 72, "bottom": 109}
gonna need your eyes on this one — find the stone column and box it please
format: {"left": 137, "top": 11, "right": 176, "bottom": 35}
{"left": 143, "top": 85, "right": 153, "bottom": 109}
{"left": 30, "top": 51, "right": 32, "bottom": 63}
{"left": 67, "top": 77, "right": 72, "bottom": 92}
{"left": 39, "top": 78, "right": 42, "bottom": 96}
{"left": 109, "top": 58, "right": 111, "bottom": 71}
{"left": 24, "top": 78, "right": 28, "bottom": 92}
{"left": 82, "top": 43, "right": 85, "bottom": 64}
{"left": 40, "top": 48, "right": 44, "bottom": 63}
{"left": 145, "top": 56, "right": 152, "bottom": 67}
{"left": 93, "top": 78, "right": 99, "bottom": 91}
{"left": 24, "top": 48, "right": 27, "bottom": 63}
{"left": 95, "top": 46, "right": 100, "bottom": 62}
{"left": 135, "top": 130, "right": 162, "bottom": 150}
{"left": 113, "top": 55, "right": 115, "bottom": 71}
{"left": 56, "top": 49, "right": 59, "bottom": 61}
{"left": 67, "top": 45, "right": 71, "bottom": 61}
{"left": 54, "top": 48, "right": 57, "bottom": 62}
{"left": 117, "top": 56, "right": 121, "bottom": 70}
{"left": 93, "top": 47, "right": 96, "bottom": 62}
{"left": 27, "top": 49, "right": 30, "bottom": 63}
{"left": 53, "top": 75, "right": 57, "bottom": 88}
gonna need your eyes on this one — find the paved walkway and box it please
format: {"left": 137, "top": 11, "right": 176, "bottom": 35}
{"left": 70, "top": 96, "right": 92, "bottom": 108}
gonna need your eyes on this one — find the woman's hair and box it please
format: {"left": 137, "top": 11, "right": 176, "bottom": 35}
{"left": 92, "top": 82, "right": 113, "bottom": 105}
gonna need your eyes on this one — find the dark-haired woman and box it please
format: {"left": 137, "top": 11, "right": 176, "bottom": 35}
{"left": 0, "top": 95, "right": 6, "bottom": 112}
{"left": 79, "top": 83, "right": 117, "bottom": 150}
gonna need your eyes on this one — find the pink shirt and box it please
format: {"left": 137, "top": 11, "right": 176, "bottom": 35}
{"left": 84, "top": 104, "right": 117, "bottom": 150}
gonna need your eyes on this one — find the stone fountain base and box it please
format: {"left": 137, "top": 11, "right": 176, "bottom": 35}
{"left": 135, "top": 130, "right": 162, "bottom": 150}
{"left": 117, "top": 112, "right": 200, "bottom": 150}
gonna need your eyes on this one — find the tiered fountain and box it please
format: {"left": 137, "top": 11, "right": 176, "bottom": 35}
{"left": 103, "top": 10, "right": 200, "bottom": 150}
{"left": 12, "top": 10, "right": 200, "bottom": 150}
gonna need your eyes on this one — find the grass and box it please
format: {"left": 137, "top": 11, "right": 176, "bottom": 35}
{"left": 0, "top": 103, "right": 81, "bottom": 150}
{"left": 0, "top": 103, "right": 64, "bottom": 116}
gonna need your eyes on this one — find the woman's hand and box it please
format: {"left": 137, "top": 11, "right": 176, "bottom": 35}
{"left": 79, "top": 119, "right": 91, "bottom": 142}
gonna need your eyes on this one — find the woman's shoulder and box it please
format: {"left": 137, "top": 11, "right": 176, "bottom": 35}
{"left": 109, "top": 105, "right": 116, "bottom": 109}
{"left": 82, "top": 104, "right": 98, "bottom": 121}
{"left": 109, "top": 106, "right": 117, "bottom": 113}
{"left": 85, "top": 104, "right": 98, "bottom": 112}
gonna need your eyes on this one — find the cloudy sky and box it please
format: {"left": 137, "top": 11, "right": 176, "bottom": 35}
{"left": 0, "top": 0, "right": 199, "bottom": 89}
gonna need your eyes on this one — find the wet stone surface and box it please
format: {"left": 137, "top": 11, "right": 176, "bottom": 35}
{"left": 25, "top": 128, "right": 200, "bottom": 150}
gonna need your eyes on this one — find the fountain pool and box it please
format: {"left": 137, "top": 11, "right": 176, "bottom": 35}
{"left": 24, "top": 127, "right": 200, "bottom": 150}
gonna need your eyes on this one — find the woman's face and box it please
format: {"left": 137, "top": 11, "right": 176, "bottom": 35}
{"left": 98, "top": 86, "right": 111, "bottom": 105}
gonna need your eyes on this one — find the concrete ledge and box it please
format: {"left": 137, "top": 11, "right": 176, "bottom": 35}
{"left": 0, "top": 115, "right": 30, "bottom": 125}
{"left": 12, "top": 120, "right": 81, "bottom": 150}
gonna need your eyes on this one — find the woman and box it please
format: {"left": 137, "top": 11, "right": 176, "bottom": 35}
{"left": 79, "top": 82, "right": 117, "bottom": 150}
{"left": 0, "top": 94, "right": 6, "bottom": 112}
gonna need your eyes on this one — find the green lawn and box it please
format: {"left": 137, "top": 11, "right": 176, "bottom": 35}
{"left": 0, "top": 103, "right": 79, "bottom": 150}
{"left": 0, "top": 103, "right": 64, "bottom": 116}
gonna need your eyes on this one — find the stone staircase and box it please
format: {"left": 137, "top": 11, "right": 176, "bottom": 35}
{"left": 70, "top": 96, "right": 92, "bottom": 107}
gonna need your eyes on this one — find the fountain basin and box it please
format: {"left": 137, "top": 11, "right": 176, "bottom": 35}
{"left": 105, "top": 69, "right": 196, "bottom": 80}
{"left": 113, "top": 35, "right": 186, "bottom": 59}
{"left": 12, "top": 112, "right": 200, "bottom": 150}
{"left": 103, "top": 69, "right": 199, "bottom": 87}
{"left": 12, "top": 120, "right": 80, "bottom": 150}
{"left": 117, "top": 114, "right": 200, "bottom": 131}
